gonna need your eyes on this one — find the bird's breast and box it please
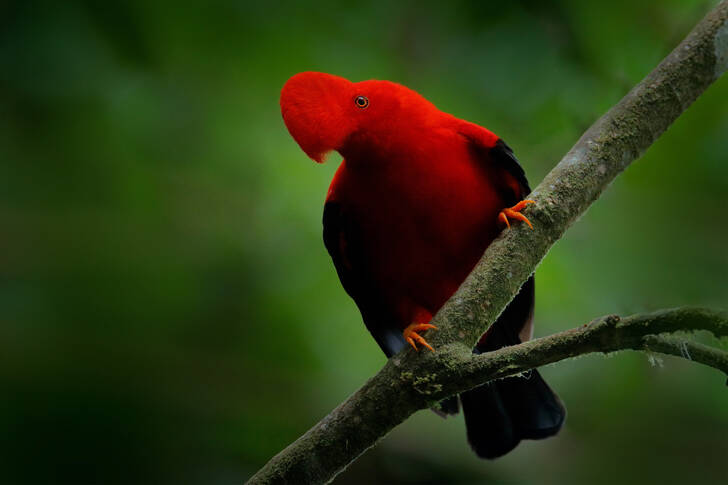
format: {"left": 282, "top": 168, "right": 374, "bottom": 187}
{"left": 328, "top": 139, "right": 506, "bottom": 324}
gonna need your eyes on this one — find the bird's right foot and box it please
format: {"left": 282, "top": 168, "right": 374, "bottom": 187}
{"left": 403, "top": 323, "right": 437, "bottom": 352}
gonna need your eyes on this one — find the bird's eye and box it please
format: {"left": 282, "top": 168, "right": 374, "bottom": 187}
{"left": 354, "top": 95, "right": 369, "bottom": 109}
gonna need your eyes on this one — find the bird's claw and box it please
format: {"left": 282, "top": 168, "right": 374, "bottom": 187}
{"left": 498, "top": 199, "right": 535, "bottom": 230}
{"left": 403, "top": 323, "right": 437, "bottom": 352}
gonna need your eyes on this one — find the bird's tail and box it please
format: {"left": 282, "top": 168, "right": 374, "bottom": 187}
{"left": 460, "top": 363, "right": 565, "bottom": 458}
{"left": 460, "top": 278, "right": 566, "bottom": 459}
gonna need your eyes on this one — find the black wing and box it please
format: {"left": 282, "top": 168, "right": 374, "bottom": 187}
{"left": 322, "top": 201, "right": 406, "bottom": 357}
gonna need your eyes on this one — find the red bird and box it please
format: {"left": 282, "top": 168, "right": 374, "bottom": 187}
{"left": 280, "top": 72, "right": 565, "bottom": 458}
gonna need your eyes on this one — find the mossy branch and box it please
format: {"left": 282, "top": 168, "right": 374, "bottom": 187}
{"left": 248, "top": 3, "right": 728, "bottom": 484}
{"left": 453, "top": 308, "right": 728, "bottom": 396}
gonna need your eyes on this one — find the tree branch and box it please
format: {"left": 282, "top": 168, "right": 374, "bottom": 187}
{"left": 452, "top": 308, "right": 728, "bottom": 396}
{"left": 248, "top": 3, "right": 728, "bottom": 484}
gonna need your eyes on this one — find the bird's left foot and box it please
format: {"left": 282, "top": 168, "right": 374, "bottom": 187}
{"left": 403, "top": 323, "right": 437, "bottom": 352}
{"left": 498, "top": 200, "right": 535, "bottom": 229}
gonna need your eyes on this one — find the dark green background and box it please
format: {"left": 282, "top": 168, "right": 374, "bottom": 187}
{"left": 1, "top": 1, "right": 727, "bottom": 483}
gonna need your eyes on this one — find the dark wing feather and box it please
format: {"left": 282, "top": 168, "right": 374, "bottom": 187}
{"left": 460, "top": 135, "right": 566, "bottom": 457}
{"left": 490, "top": 138, "right": 531, "bottom": 194}
{"left": 459, "top": 123, "right": 531, "bottom": 205}
{"left": 322, "top": 201, "right": 406, "bottom": 357}
{"left": 322, "top": 201, "right": 358, "bottom": 298}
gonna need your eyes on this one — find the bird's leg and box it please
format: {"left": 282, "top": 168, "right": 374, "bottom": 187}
{"left": 498, "top": 199, "right": 535, "bottom": 230}
{"left": 403, "top": 323, "right": 437, "bottom": 352}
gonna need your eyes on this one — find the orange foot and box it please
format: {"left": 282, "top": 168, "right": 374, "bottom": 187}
{"left": 403, "top": 323, "right": 437, "bottom": 352}
{"left": 498, "top": 200, "right": 535, "bottom": 230}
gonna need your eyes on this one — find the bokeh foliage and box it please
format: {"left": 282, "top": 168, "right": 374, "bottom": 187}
{"left": 1, "top": 0, "right": 726, "bottom": 483}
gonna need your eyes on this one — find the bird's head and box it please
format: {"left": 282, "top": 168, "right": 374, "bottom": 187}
{"left": 280, "top": 71, "right": 437, "bottom": 163}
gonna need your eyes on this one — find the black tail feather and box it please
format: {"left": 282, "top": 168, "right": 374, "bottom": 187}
{"left": 461, "top": 380, "right": 519, "bottom": 458}
{"left": 495, "top": 369, "right": 566, "bottom": 440}
{"left": 461, "top": 276, "right": 566, "bottom": 459}
{"left": 462, "top": 369, "right": 565, "bottom": 458}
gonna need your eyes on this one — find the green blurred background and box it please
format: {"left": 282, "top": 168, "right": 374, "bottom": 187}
{"left": 1, "top": 0, "right": 727, "bottom": 483}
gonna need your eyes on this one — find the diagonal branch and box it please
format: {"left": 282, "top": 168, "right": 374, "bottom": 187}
{"left": 428, "top": 0, "right": 728, "bottom": 352}
{"left": 248, "top": 3, "right": 728, "bottom": 484}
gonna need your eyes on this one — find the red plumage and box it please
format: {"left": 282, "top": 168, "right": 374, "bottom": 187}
{"left": 281, "top": 71, "right": 564, "bottom": 458}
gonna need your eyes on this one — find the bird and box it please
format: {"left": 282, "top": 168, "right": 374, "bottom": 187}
{"left": 280, "top": 71, "right": 565, "bottom": 458}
